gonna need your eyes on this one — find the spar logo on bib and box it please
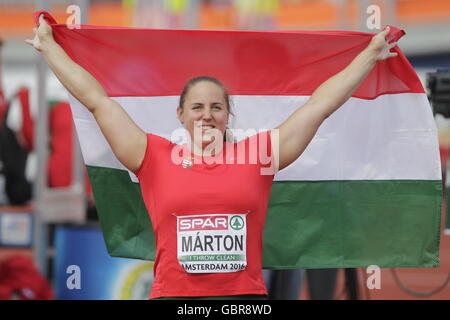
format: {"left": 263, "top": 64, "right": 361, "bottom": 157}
{"left": 176, "top": 213, "right": 247, "bottom": 274}
{"left": 230, "top": 216, "right": 244, "bottom": 230}
{"left": 178, "top": 215, "right": 229, "bottom": 231}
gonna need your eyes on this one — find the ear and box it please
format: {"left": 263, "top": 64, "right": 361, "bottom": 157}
{"left": 176, "top": 107, "right": 183, "bottom": 123}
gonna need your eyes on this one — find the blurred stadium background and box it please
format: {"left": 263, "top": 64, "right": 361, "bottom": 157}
{"left": 0, "top": 0, "right": 449, "bottom": 300}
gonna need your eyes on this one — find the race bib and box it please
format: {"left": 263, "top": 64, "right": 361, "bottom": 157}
{"left": 176, "top": 213, "right": 247, "bottom": 273}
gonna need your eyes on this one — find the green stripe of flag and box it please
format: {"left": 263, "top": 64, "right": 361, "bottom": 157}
{"left": 264, "top": 180, "right": 441, "bottom": 269}
{"left": 87, "top": 165, "right": 155, "bottom": 261}
{"left": 446, "top": 185, "right": 450, "bottom": 232}
{"left": 87, "top": 165, "right": 441, "bottom": 268}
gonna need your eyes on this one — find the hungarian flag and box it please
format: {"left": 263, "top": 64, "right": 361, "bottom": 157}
{"left": 46, "top": 15, "right": 441, "bottom": 268}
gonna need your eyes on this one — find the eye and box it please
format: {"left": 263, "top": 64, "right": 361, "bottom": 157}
{"left": 212, "top": 105, "right": 223, "bottom": 110}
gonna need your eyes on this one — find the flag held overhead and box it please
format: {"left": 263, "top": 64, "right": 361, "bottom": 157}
{"left": 42, "top": 10, "right": 441, "bottom": 268}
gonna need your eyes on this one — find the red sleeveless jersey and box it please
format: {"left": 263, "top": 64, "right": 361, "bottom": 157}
{"left": 135, "top": 131, "right": 274, "bottom": 298}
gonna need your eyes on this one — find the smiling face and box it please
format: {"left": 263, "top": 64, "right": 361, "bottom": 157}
{"left": 177, "top": 80, "right": 230, "bottom": 151}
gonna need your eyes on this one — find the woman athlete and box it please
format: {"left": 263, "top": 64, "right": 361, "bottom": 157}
{"left": 27, "top": 14, "right": 398, "bottom": 299}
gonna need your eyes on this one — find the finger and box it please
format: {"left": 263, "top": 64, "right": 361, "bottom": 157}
{"left": 33, "top": 27, "right": 37, "bottom": 33}
{"left": 389, "top": 52, "right": 398, "bottom": 58}
{"left": 380, "top": 26, "right": 391, "bottom": 38}
{"left": 39, "top": 14, "right": 48, "bottom": 26}
{"left": 25, "top": 39, "right": 34, "bottom": 46}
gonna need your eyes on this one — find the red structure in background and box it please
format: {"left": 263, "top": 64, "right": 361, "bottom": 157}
{"left": 0, "top": 255, "right": 53, "bottom": 300}
{"left": 12, "top": 87, "right": 90, "bottom": 189}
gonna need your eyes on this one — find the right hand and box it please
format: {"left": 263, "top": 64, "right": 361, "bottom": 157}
{"left": 366, "top": 27, "right": 399, "bottom": 61}
{"left": 25, "top": 14, "right": 54, "bottom": 51}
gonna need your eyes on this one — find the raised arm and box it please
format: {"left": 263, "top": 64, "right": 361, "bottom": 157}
{"left": 272, "top": 27, "right": 398, "bottom": 171}
{"left": 26, "top": 15, "right": 147, "bottom": 173}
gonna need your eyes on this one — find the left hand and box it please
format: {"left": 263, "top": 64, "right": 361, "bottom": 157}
{"left": 367, "top": 27, "right": 399, "bottom": 61}
{"left": 25, "top": 14, "right": 54, "bottom": 52}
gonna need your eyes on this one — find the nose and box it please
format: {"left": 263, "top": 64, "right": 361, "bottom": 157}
{"left": 202, "top": 108, "right": 212, "bottom": 121}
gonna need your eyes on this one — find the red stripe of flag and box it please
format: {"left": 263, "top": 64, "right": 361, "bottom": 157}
{"left": 51, "top": 25, "right": 423, "bottom": 99}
